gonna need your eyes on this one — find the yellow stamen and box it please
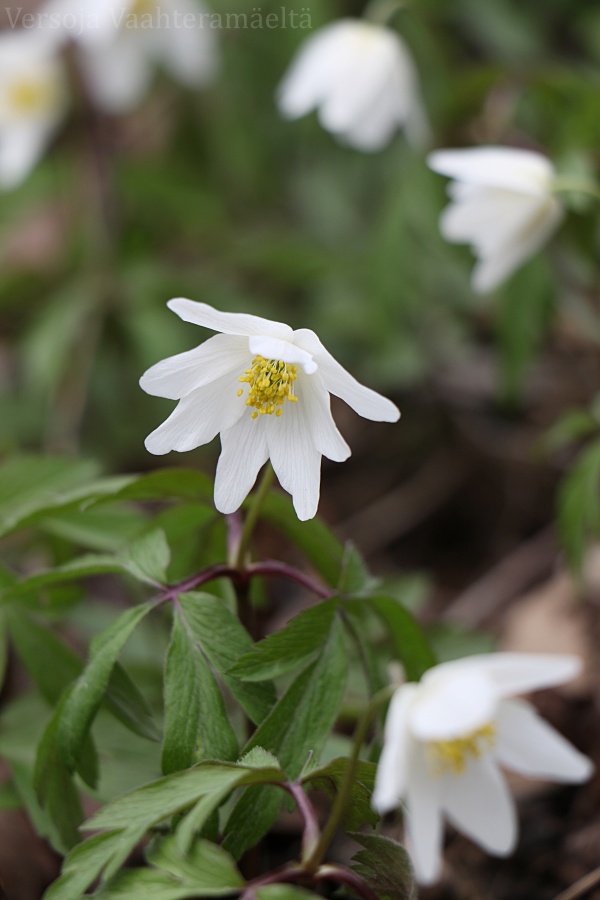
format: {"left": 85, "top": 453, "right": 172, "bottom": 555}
{"left": 238, "top": 356, "right": 298, "bottom": 419}
{"left": 427, "top": 723, "right": 496, "bottom": 776}
{"left": 8, "top": 78, "right": 54, "bottom": 115}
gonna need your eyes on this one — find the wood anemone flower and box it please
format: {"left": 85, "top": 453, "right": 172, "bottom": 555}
{"left": 140, "top": 299, "right": 400, "bottom": 521}
{"left": 277, "top": 18, "right": 428, "bottom": 152}
{"left": 372, "top": 653, "right": 593, "bottom": 885}
{"left": 428, "top": 146, "right": 564, "bottom": 293}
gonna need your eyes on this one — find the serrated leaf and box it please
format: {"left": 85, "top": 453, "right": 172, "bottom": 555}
{"left": 224, "top": 615, "right": 348, "bottom": 858}
{"left": 350, "top": 832, "right": 416, "bottom": 900}
{"left": 357, "top": 596, "right": 435, "bottom": 682}
{"left": 337, "top": 543, "right": 374, "bottom": 594}
{"left": 119, "top": 529, "right": 171, "bottom": 585}
{"left": 57, "top": 601, "right": 156, "bottom": 772}
{"left": 42, "top": 830, "right": 140, "bottom": 900}
{"left": 4, "top": 554, "right": 132, "bottom": 601}
{"left": 162, "top": 612, "right": 237, "bottom": 774}
{"left": 146, "top": 835, "right": 244, "bottom": 890}
{"left": 84, "top": 760, "right": 284, "bottom": 834}
{"left": 303, "top": 757, "right": 379, "bottom": 830}
{"left": 229, "top": 599, "right": 338, "bottom": 682}
{"left": 179, "top": 593, "right": 275, "bottom": 724}
{"left": 260, "top": 493, "right": 345, "bottom": 586}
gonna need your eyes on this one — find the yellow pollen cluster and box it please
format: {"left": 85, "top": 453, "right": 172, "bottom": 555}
{"left": 238, "top": 356, "right": 298, "bottom": 419}
{"left": 8, "top": 78, "right": 53, "bottom": 114}
{"left": 427, "top": 723, "right": 496, "bottom": 776}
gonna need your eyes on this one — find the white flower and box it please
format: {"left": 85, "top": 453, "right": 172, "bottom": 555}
{"left": 428, "top": 146, "right": 564, "bottom": 293}
{"left": 140, "top": 299, "right": 400, "bottom": 520}
{"left": 372, "top": 653, "right": 593, "bottom": 885}
{"left": 277, "top": 19, "right": 427, "bottom": 152}
{"left": 0, "top": 30, "right": 67, "bottom": 189}
{"left": 46, "top": 0, "right": 217, "bottom": 113}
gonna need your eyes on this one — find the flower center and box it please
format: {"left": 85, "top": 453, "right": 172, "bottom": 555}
{"left": 8, "top": 77, "right": 54, "bottom": 115}
{"left": 238, "top": 356, "right": 298, "bottom": 419}
{"left": 426, "top": 723, "right": 496, "bottom": 776}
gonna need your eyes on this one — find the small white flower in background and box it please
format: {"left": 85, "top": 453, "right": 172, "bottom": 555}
{"left": 428, "top": 146, "right": 564, "bottom": 294}
{"left": 372, "top": 653, "right": 593, "bottom": 885}
{"left": 140, "top": 299, "right": 400, "bottom": 521}
{"left": 277, "top": 19, "right": 428, "bottom": 152}
{"left": 0, "top": 30, "right": 67, "bottom": 189}
{"left": 46, "top": 0, "right": 218, "bottom": 113}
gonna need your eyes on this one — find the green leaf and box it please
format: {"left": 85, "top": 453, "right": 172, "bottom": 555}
{"left": 558, "top": 437, "right": 600, "bottom": 570}
{"left": 85, "top": 761, "right": 284, "bottom": 834}
{"left": 91, "top": 469, "right": 214, "bottom": 506}
{"left": 357, "top": 595, "right": 435, "bottom": 682}
{"left": 0, "top": 455, "right": 100, "bottom": 538}
{"left": 7, "top": 611, "right": 82, "bottom": 704}
{"left": 179, "top": 593, "right": 275, "bottom": 724}
{"left": 33, "top": 696, "right": 84, "bottom": 853}
{"left": 337, "top": 543, "right": 374, "bottom": 594}
{"left": 42, "top": 830, "right": 139, "bottom": 900}
{"left": 146, "top": 835, "right": 244, "bottom": 890}
{"left": 303, "top": 757, "right": 379, "bottom": 831}
{"left": 260, "top": 493, "right": 345, "bottom": 586}
{"left": 349, "top": 832, "right": 416, "bottom": 900}
{"left": 118, "top": 529, "right": 171, "bottom": 585}
{"left": 57, "top": 601, "right": 156, "bottom": 772}
{"left": 229, "top": 599, "right": 338, "bottom": 681}
{"left": 224, "top": 615, "right": 348, "bottom": 858}
{"left": 162, "top": 612, "right": 238, "bottom": 774}
{"left": 105, "top": 663, "right": 160, "bottom": 742}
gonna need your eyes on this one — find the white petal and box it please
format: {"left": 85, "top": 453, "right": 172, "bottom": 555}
{"left": 156, "top": 0, "right": 218, "bottom": 86}
{"left": 167, "top": 298, "right": 293, "bottom": 340}
{"left": 451, "top": 653, "right": 584, "bottom": 698}
{"left": 495, "top": 699, "right": 593, "bottom": 782}
{"left": 405, "top": 738, "right": 444, "bottom": 885}
{"left": 139, "top": 334, "right": 249, "bottom": 400}
{"left": 318, "top": 25, "right": 394, "bottom": 135}
{"left": 144, "top": 370, "right": 245, "bottom": 455}
{"left": 79, "top": 36, "right": 151, "bottom": 113}
{"left": 441, "top": 756, "right": 517, "bottom": 856}
{"left": 372, "top": 684, "right": 418, "bottom": 814}
{"left": 439, "top": 188, "right": 542, "bottom": 252}
{"left": 276, "top": 22, "right": 349, "bottom": 120}
{"left": 265, "top": 379, "right": 322, "bottom": 521}
{"left": 214, "top": 416, "right": 269, "bottom": 515}
{"left": 0, "top": 123, "right": 51, "bottom": 189}
{"left": 300, "top": 374, "right": 350, "bottom": 462}
{"left": 248, "top": 335, "right": 317, "bottom": 374}
{"left": 471, "top": 197, "right": 563, "bottom": 293}
{"left": 428, "top": 147, "right": 556, "bottom": 196}
{"left": 293, "top": 328, "right": 400, "bottom": 422}
{"left": 410, "top": 667, "right": 496, "bottom": 741}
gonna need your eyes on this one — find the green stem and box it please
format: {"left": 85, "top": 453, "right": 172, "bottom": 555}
{"left": 233, "top": 462, "right": 275, "bottom": 570}
{"left": 552, "top": 178, "right": 600, "bottom": 203}
{"left": 302, "top": 686, "right": 394, "bottom": 873}
{"left": 363, "top": 0, "right": 404, "bottom": 26}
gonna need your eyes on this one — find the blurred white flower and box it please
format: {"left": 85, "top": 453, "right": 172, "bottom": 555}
{"left": 0, "top": 30, "right": 67, "bottom": 189}
{"left": 372, "top": 653, "right": 593, "bottom": 885}
{"left": 428, "top": 146, "right": 564, "bottom": 293}
{"left": 277, "top": 19, "right": 427, "bottom": 152}
{"left": 47, "top": 0, "right": 218, "bottom": 113}
{"left": 140, "top": 299, "right": 400, "bottom": 521}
